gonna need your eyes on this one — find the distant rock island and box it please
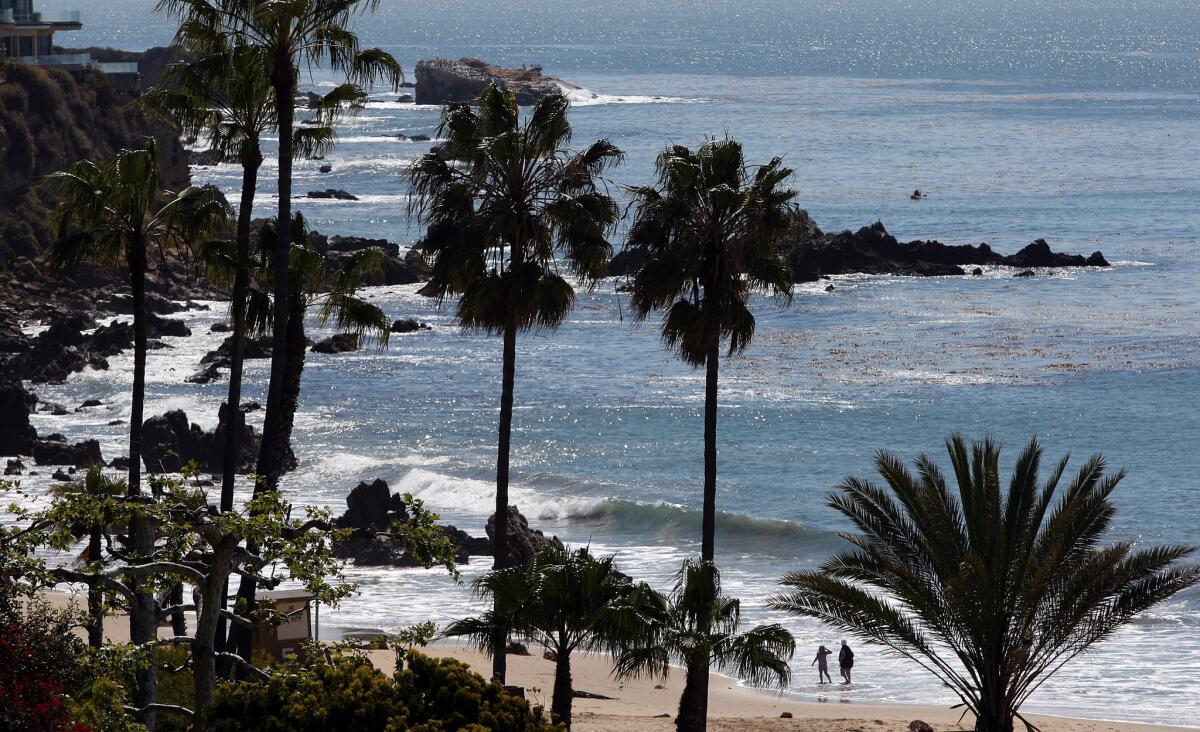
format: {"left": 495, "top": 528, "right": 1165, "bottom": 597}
{"left": 610, "top": 211, "right": 1110, "bottom": 281}
{"left": 414, "top": 58, "right": 578, "bottom": 105}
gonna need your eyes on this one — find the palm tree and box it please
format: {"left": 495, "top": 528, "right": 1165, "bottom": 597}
{"left": 408, "top": 84, "right": 622, "bottom": 681}
{"left": 615, "top": 557, "right": 795, "bottom": 732}
{"left": 623, "top": 138, "right": 795, "bottom": 724}
{"left": 156, "top": 0, "right": 402, "bottom": 494}
{"left": 142, "top": 43, "right": 278, "bottom": 514}
{"left": 769, "top": 435, "right": 1200, "bottom": 732}
{"left": 443, "top": 546, "right": 650, "bottom": 727}
{"left": 217, "top": 212, "right": 389, "bottom": 658}
{"left": 625, "top": 137, "right": 796, "bottom": 564}
{"left": 46, "top": 140, "right": 229, "bottom": 725}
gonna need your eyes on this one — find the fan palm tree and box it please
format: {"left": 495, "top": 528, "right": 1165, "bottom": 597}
{"left": 615, "top": 557, "right": 795, "bottom": 732}
{"left": 46, "top": 140, "right": 230, "bottom": 726}
{"left": 156, "top": 0, "right": 403, "bottom": 494}
{"left": 769, "top": 435, "right": 1200, "bottom": 732}
{"left": 408, "top": 84, "right": 623, "bottom": 682}
{"left": 623, "top": 138, "right": 795, "bottom": 724}
{"left": 625, "top": 137, "right": 796, "bottom": 565}
{"left": 443, "top": 546, "right": 651, "bottom": 727}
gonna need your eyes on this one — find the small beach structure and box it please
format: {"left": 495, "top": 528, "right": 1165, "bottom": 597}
{"left": 248, "top": 589, "right": 318, "bottom": 661}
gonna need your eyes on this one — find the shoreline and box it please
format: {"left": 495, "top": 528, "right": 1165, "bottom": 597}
{"left": 39, "top": 591, "right": 1197, "bottom": 731}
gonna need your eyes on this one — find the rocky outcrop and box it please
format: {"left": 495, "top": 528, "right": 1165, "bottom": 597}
{"left": 311, "top": 333, "right": 359, "bottom": 354}
{"left": 188, "top": 335, "right": 273, "bottom": 384}
{"left": 391, "top": 318, "right": 431, "bottom": 334}
{"left": 307, "top": 189, "right": 358, "bottom": 201}
{"left": 0, "top": 377, "right": 38, "bottom": 457}
{"left": 487, "top": 505, "right": 566, "bottom": 568}
{"left": 32, "top": 435, "right": 103, "bottom": 468}
{"left": 610, "top": 212, "right": 1110, "bottom": 282}
{"left": 414, "top": 58, "right": 577, "bottom": 106}
{"left": 141, "top": 406, "right": 293, "bottom": 474}
{"left": 331, "top": 478, "right": 494, "bottom": 568}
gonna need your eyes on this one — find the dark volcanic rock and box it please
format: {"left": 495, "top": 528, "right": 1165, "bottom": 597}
{"left": 1006, "top": 239, "right": 1109, "bottom": 268}
{"left": 332, "top": 478, "right": 493, "bottom": 567}
{"left": 311, "top": 333, "right": 359, "bottom": 354}
{"left": 188, "top": 335, "right": 273, "bottom": 384}
{"left": 147, "top": 313, "right": 191, "bottom": 338}
{"left": 141, "top": 406, "right": 292, "bottom": 474}
{"left": 415, "top": 58, "right": 578, "bottom": 106}
{"left": 32, "top": 436, "right": 103, "bottom": 468}
{"left": 5, "top": 459, "right": 24, "bottom": 475}
{"left": 307, "top": 188, "right": 358, "bottom": 201}
{"left": 0, "top": 377, "right": 38, "bottom": 456}
{"left": 326, "top": 236, "right": 400, "bottom": 257}
{"left": 486, "top": 506, "right": 566, "bottom": 568}
{"left": 390, "top": 318, "right": 431, "bottom": 334}
{"left": 188, "top": 148, "right": 225, "bottom": 166}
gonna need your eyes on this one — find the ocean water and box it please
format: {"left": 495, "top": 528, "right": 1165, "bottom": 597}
{"left": 21, "top": 0, "right": 1200, "bottom": 725}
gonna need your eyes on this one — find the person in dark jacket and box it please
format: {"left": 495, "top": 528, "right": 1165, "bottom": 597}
{"left": 839, "top": 639, "right": 855, "bottom": 683}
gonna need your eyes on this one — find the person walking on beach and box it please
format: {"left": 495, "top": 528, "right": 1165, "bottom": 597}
{"left": 812, "top": 644, "right": 833, "bottom": 683}
{"left": 839, "top": 640, "right": 855, "bottom": 683}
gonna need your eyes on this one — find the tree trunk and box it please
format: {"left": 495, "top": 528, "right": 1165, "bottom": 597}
{"left": 86, "top": 525, "right": 102, "bottom": 648}
{"left": 551, "top": 650, "right": 573, "bottom": 728}
{"left": 220, "top": 146, "right": 262, "bottom": 512}
{"left": 127, "top": 236, "right": 158, "bottom": 730}
{"left": 974, "top": 697, "right": 1015, "bottom": 732}
{"left": 676, "top": 653, "right": 710, "bottom": 732}
{"left": 701, "top": 343, "right": 719, "bottom": 562}
{"left": 491, "top": 322, "right": 517, "bottom": 683}
{"left": 194, "top": 542, "right": 234, "bottom": 732}
{"left": 232, "top": 67, "right": 295, "bottom": 664}
{"left": 255, "top": 68, "right": 295, "bottom": 495}
{"left": 215, "top": 148, "right": 260, "bottom": 668}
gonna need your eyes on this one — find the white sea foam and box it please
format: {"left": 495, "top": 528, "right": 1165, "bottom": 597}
{"left": 559, "top": 83, "right": 706, "bottom": 107}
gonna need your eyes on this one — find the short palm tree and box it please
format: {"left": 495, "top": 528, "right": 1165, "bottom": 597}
{"left": 769, "top": 435, "right": 1200, "bottom": 732}
{"left": 408, "top": 84, "right": 623, "bottom": 682}
{"left": 615, "top": 558, "right": 795, "bottom": 732}
{"left": 47, "top": 140, "right": 229, "bottom": 724}
{"left": 157, "top": 0, "right": 402, "bottom": 493}
{"left": 443, "top": 546, "right": 648, "bottom": 728}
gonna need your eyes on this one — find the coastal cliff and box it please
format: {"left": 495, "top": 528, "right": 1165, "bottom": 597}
{"left": 414, "top": 58, "right": 577, "bottom": 105}
{"left": 0, "top": 62, "right": 188, "bottom": 267}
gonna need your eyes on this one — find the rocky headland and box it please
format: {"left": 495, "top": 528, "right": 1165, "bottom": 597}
{"left": 414, "top": 58, "right": 577, "bottom": 106}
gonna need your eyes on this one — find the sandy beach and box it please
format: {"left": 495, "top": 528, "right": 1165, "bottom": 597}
{"left": 41, "top": 591, "right": 1188, "bottom": 732}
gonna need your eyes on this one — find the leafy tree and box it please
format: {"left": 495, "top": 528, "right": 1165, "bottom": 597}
{"left": 614, "top": 558, "right": 794, "bottom": 732}
{"left": 408, "top": 84, "right": 622, "bottom": 681}
{"left": 209, "top": 650, "right": 561, "bottom": 732}
{"left": 769, "top": 435, "right": 1200, "bottom": 732}
{"left": 5, "top": 467, "right": 353, "bottom": 732}
{"left": 46, "top": 141, "right": 230, "bottom": 723}
{"left": 443, "top": 546, "right": 650, "bottom": 727}
{"left": 156, "top": 0, "right": 402, "bottom": 496}
{"left": 622, "top": 137, "right": 796, "bottom": 725}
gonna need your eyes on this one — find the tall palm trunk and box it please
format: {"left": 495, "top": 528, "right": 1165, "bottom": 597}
{"left": 551, "top": 649, "right": 573, "bottom": 728}
{"left": 277, "top": 291, "right": 307, "bottom": 467}
{"left": 701, "top": 343, "right": 719, "bottom": 562}
{"left": 221, "top": 146, "right": 262, "bottom": 511}
{"left": 676, "top": 653, "right": 710, "bottom": 732}
{"left": 256, "top": 63, "right": 296, "bottom": 494}
{"left": 215, "top": 148, "right": 261, "bottom": 665}
{"left": 491, "top": 322, "right": 517, "bottom": 682}
{"left": 127, "top": 236, "right": 159, "bottom": 730}
{"left": 232, "top": 66, "right": 295, "bottom": 663}
{"left": 86, "top": 525, "right": 103, "bottom": 647}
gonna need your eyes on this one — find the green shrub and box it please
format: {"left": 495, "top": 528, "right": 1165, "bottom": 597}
{"left": 210, "top": 651, "right": 561, "bottom": 732}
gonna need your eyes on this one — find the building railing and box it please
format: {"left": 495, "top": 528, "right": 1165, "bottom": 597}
{"left": 0, "top": 9, "right": 14, "bottom": 23}
{"left": 3, "top": 10, "right": 81, "bottom": 24}
{"left": 94, "top": 61, "right": 138, "bottom": 74}
{"left": 12, "top": 52, "right": 93, "bottom": 66}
